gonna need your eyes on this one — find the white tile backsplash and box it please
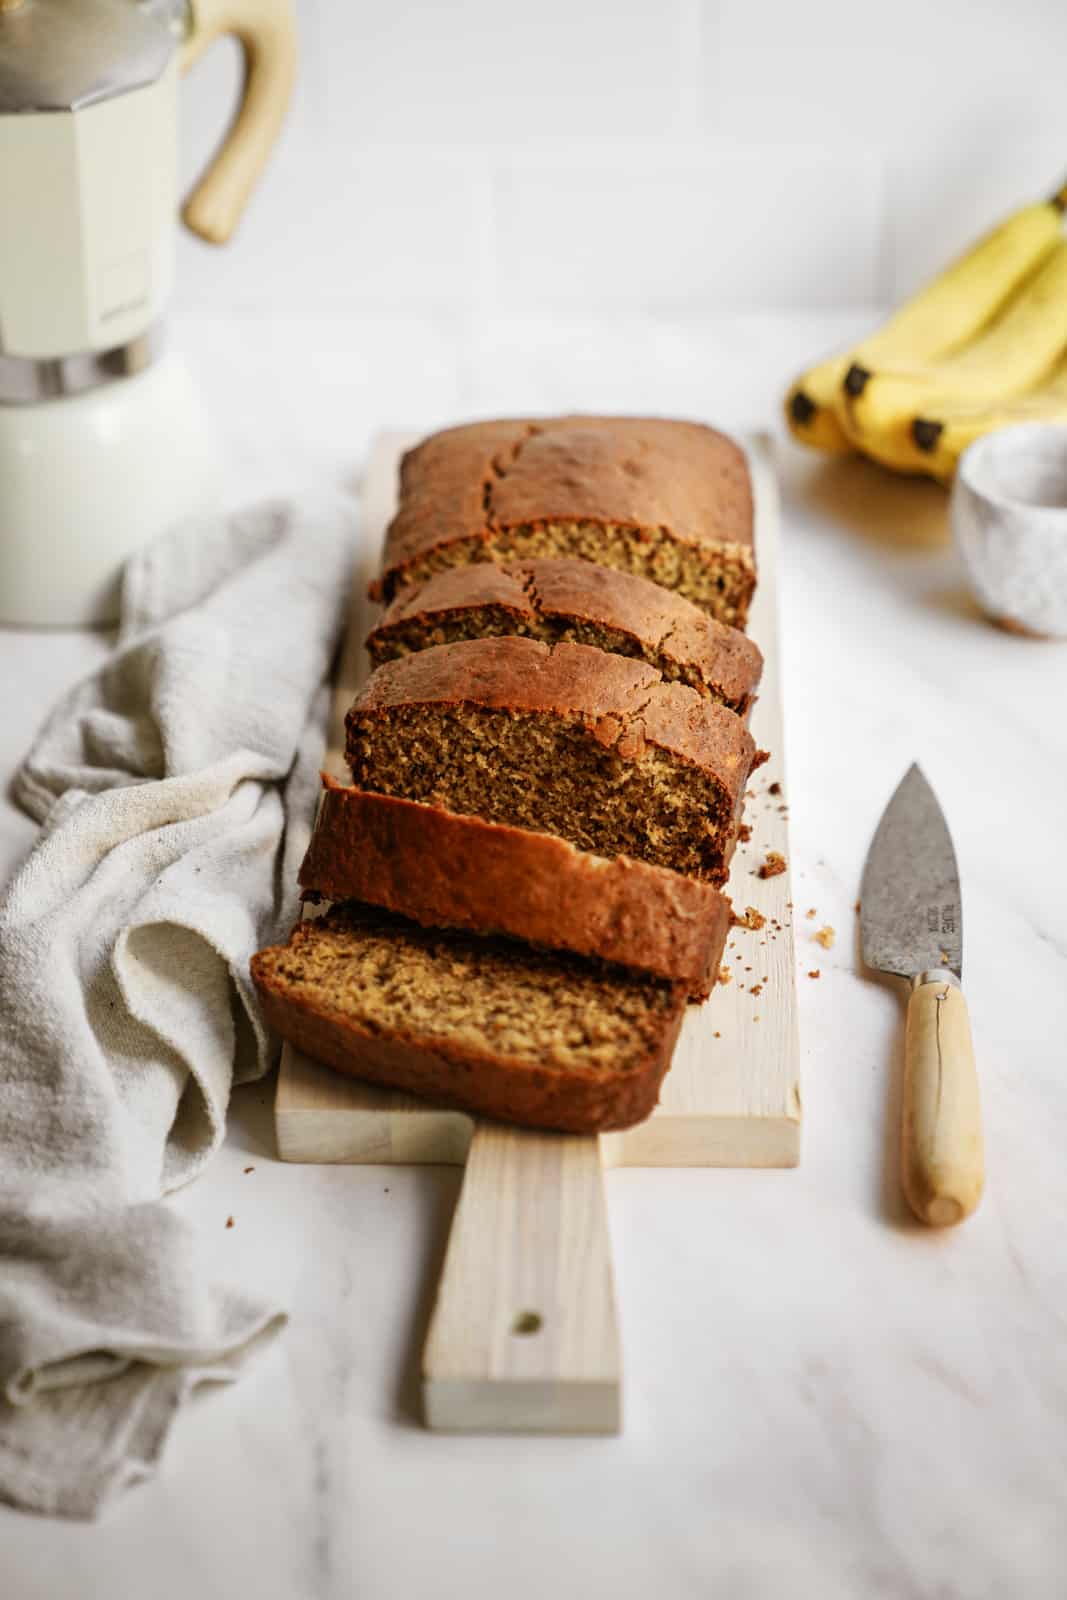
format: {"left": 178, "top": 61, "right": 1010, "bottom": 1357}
{"left": 706, "top": 0, "right": 1065, "bottom": 148}
{"left": 319, "top": 0, "right": 700, "bottom": 143}
{"left": 492, "top": 146, "right": 884, "bottom": 309}
{"left": 887, "top": 138, "right": 1067, "bottom": 302}
{"left": 179, "top": 136, "right": 491, "bottom": 312}
{"left": 172, "top": 0, "right": 1067, "bottom": 319}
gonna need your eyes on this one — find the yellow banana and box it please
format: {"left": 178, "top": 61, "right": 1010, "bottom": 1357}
{"left": 911, "top": 357, "right": 1067, "bottom": 482}
{"left": 845, "top": 240, "right": 1067, "bottom": 472}
{"left": 785, "top": 181, "right": 1067, "bottom": 455}
{"left": 785, "top": 359, "right": 853, "bottom": 452}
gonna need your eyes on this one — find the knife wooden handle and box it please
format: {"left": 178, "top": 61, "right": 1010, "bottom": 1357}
{"left": 902, "top": 979, "right": 984, "bottom": 1227}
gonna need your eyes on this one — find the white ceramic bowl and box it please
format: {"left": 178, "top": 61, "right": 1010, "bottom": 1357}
{"left": 952, "top": 423, "right": 1067, "bottom": 638}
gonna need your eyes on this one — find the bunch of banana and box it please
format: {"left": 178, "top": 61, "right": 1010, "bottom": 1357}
{"left": 914, "top": 356, "right": 1067, "bottom": 483}
{"left": 785, "top": 179, "right": 1067, "bottom": 480}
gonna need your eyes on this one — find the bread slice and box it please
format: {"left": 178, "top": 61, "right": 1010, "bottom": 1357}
{"left": 366, "top": 557, "right": 763, "bottom": 716}
{"left": 251, "top": 904, "right": 686, "bottom": 1134}
{"left": 300, "top": 778, "right": 732, "bottom": 999}
{"left": 370, "top": 417, "right": 756, "bottom": 627}
{"left": 345, "top": 636, "right": 759, "bottom": 884}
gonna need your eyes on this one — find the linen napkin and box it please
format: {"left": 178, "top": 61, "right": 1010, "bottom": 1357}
{"left": 0, "top": 496, "right": 354, "bottom": 1518}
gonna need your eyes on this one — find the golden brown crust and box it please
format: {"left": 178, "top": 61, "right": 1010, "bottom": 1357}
{"left": 346, "top": 635, "right": 756, "bottom": 787}
{"left": 300, "top": 778, "right": 731, "bottom": 998}
{"left": 251, "top": 909, "right": 686, "bottom": 1134}
{"left": 373, "top": 416, "right": 755, "bottom": 612}
{"left": 490, "top": 418, "right": 752, "bottom": 544}
{"left": 367, "top": 557, "right": 763, "bottom": 714}
{"left": 374, "top": 561, "right": 532, "bottom": 627}
{"left": 254, "top": 980, "right": 681, "bottom": 1134}
{"left": 384, "top": 418, "right": 521, "bottom": 576}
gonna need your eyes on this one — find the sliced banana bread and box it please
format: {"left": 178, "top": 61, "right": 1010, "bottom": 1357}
{"left": 366, "top": 557, "right": 763, "bottom": 716}
{"left": 251, "top": 904, "right": 686, "bottom": 1134}
{"left": 344, "top": 636, "right": 759, "bottom": 884}
{"left": 300, "top": 778, "right": 732, "bottom": 998}
{"left": 370, "top": 417, "right": 756, "bottom": 627}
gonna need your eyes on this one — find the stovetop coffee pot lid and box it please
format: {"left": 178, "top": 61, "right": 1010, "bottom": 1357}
{"left": 0, "top": 0, "right": 184, "bottom": 114}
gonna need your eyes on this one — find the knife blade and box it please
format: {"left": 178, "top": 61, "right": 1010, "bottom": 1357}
{"left": 861, "top": 763, "right": 962, "bottom": 983}
{"left": 861, "top": 764, "right": 983, "bottom": 1227}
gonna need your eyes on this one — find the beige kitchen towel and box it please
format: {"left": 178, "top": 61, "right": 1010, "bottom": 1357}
{"left": 0, "top": 497, "right": 354, "bottom": 1518}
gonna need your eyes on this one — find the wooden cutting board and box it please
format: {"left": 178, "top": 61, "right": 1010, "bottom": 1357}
{"left": 274, "top": 430, "right": 800, "bottom": 1432}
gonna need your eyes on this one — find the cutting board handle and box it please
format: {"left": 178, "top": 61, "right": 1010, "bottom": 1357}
{"left": 422, "top": 1124, "right": 621, "bottom": 1431}
{"left": 902, "top": 977, "right": 984, "bottom": 1227}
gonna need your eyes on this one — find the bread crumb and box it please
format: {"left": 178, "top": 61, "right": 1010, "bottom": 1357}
{"left": 805, "top": 908, "right": 816, "bottom": 919}
{"left": 769, "top": 781, "right": 782, "bottom": 795}
{"left": 815, "top": 925, "right": 835, "bottom": 949}
{"left": 737, "top": 823, "right": 752, "bottom": 843}
{"left": 243, "top": 1166, "right": 254, "bottom": 1175}
{"left": 733, "top": 905, "right": 766, "bottom": 931}
{"left": 750, "top": 983, "right": 763, "bottom": 997}
{"left": 717, "top": 965, "right": 732, "bottom": 986}
{"left": 225, "top": 1216, "right": 235, "bottom": 1229}
{"left": 753, "top": 1015, "right": 761, "bottom": 1022}
{"left": 713, "top": 1030, "right": 721, "bottom": 1039}
{"left": 854, "top": 900, "right": 861, "bottom": 913}
{"left": 808, "top": 969, "right": 821, "bottom": 979}
{"left": 758, "top": 851, "right": 787, "bottom": 879}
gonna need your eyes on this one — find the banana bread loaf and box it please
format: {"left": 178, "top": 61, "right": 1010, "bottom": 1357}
{"left": 366, "top": 557, "right": 763, "bottom": 716}
{"left": 370, "top": 417, "right": 756, "bottom": 627}
{"left": 300, "top": 777, "right": 732, "bottom": 998}
{"left": 344, "top": 636, "right": 759, "bottom": 884}
{"left": 251, "top": 904, "right": 686, "bottom": 1134}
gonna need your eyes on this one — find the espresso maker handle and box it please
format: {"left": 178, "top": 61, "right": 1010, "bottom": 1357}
{"left": 180, "top": 0, "right": 297, "bottom": 245}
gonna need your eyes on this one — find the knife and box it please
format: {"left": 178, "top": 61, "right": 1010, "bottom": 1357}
{"left": 861, "top": 763, "right": 984, "bottom": 1227}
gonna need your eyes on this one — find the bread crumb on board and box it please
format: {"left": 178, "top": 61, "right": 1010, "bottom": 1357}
{"left": 733, "top": 905, "right": 767, "bottom": 931}
{"left": 717, "top": 965, "right": 733, "bottom": 986}
{"left": 805, "top": 908, "right": 816, "bottom": 919}
{"left": 769, "top": 781, "right": 782, "bottom": 795}
{"left": 814, "top": 925, "right": 835, "bottom": 949}
{"left": 225, "top": 1216, "right": 235, "bottom": 1229}
{"left": 808, "top": 969, "right": 821, "bottom": 980}
{"left": 758, "top": 851, "right": 787, "bottom": 879}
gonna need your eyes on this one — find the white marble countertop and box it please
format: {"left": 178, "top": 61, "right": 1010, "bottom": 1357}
{"left": 1, "top": 311, "right": 1065, "bottom": 1599}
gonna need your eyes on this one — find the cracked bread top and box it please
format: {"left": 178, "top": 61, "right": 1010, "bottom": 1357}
{"left": 366, "top": 557, "right": 763, "bottom": 714}
{"left": 344, "top": 638, "right": 760, "bottom": 881}
{"left": 346, "top": 635, "right": 756, "bottom": 789}
{"left": 372, "top": 416, "right": 755, "bottom": 605}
